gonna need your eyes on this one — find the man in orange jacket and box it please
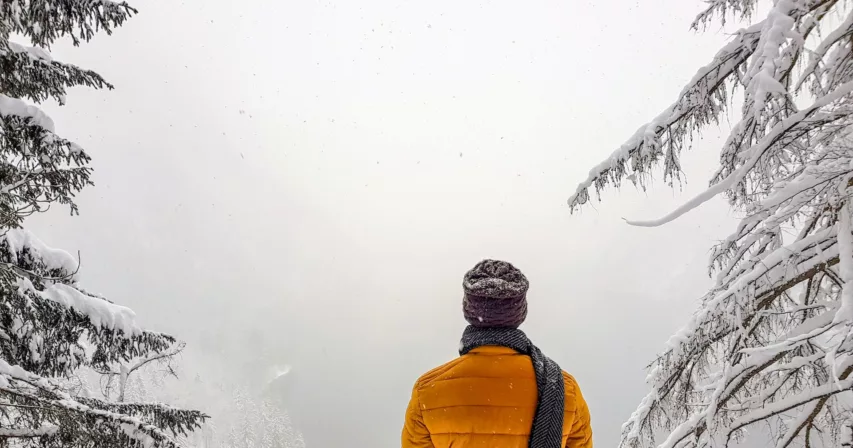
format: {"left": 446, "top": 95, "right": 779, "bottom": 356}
{"left": 402, "top": 260, "right": 593, "bottom": 448}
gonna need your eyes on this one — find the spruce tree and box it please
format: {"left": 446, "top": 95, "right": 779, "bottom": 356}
{"left": 0, "top": 1, "right": 205, "bottom": 446}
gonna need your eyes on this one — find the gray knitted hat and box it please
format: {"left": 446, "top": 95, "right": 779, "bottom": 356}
{"left": 462, "top": 259, "right": 529, "bottom": 328}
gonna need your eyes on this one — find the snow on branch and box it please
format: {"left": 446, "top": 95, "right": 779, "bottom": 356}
{"left": 0, "top": 93, "right": 53, "bottom": 131}
{"left": 35, "top": 281, "right": 141, "bottom": 335}
{"left": 0, "top": 424, "right": 58, "bottom": 438}
{"left": 0, "top": 229, "right": 142, "bottom": 336}
{"left": 568, "top": 21, "right": 763, "bottom": 210}
{"left": 625, "top": 78, "right": 853, "bottom": 227}
{"left": 3, "top": 229, "right": 79, "bottom": 276}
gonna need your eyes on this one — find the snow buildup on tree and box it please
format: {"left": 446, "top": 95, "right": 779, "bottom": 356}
{"left": 35, "top": 281, "right": 140, "bottom": 335}
{"left": 6, "top": 40, "right": 53, "bottom": 63}
{"left": 4, "top": 229, "right": 78, "bottom": 274}
{"left": 0, "top": 0, "right": 206, "bottom": 446}
{"left": 3, "top": 229, "right": 142, "bottom": 334}
{"left": 0, "top": 93, "right": 55, "bottom": 131}
{"left": 569, "top": 1, "right": 853, "bottom": 447}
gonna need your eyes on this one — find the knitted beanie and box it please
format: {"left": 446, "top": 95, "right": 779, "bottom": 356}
{"left": 462, "top": 259, "right": 529, "bottom": 328}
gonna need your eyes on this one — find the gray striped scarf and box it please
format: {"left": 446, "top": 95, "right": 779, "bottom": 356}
{"left": 459, "top": 326, "right": 565, "bottom": 448}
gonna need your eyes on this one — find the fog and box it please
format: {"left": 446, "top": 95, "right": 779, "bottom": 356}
{"left": 26, "top": 1, "right": 741, "bottom": 446}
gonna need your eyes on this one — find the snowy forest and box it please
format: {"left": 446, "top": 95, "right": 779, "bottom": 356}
{"left": 0, "top": 0, "right": 851, "bottom": 447}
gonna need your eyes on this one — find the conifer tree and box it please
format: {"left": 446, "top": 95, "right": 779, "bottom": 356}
{"left": 0, "top": 1, "right": 205, "bottom": 446}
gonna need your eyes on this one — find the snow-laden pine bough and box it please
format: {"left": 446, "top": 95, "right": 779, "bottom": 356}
{"left": 570, "top": 1, "right": 853, "bottom": 447}
{"left": 0, "top": 1, "right": 206, "bottom": 447}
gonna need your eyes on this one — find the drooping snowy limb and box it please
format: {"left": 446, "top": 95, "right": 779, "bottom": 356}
{"left": 568, "top": 22, "right": 763, "bottom": 209}
{"left": 625, "top": 81, "right": 853, "bottom": 227}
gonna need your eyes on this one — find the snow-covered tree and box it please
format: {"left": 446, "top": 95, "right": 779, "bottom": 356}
{"left": 0, "top": 1, "right": 205, "bottom": 447}
{"left": 569, "top": 1, "right": 853, "bottom": 447}
{"left": 119, "top": 361, "right": 306, "bottom": 448}
{"left": 219, "top": 388, "right": 305, "bottom": 448}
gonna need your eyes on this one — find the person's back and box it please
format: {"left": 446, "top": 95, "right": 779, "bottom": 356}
{"left": 401, "top": 260, "right": 593, "bottom": 448}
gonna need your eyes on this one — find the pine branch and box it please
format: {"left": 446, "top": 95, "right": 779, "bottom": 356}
{"left": 0, "top": 41, "right": 112, "bottom": 104}
{"left": 0, "top": 0, "right": 138, "bottom": 48}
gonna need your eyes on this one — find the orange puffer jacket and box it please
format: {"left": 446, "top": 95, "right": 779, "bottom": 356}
{"left": 402, "top": 346, "right": 592, "bottom": 448}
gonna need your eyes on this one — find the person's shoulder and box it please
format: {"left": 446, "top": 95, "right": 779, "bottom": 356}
{"left": 412, "top": 357, "right": 467, "bottom": 391}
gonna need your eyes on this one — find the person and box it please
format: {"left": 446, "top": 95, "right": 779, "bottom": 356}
{"left": 401, "top": 259, "right": 593, "bottom": 448}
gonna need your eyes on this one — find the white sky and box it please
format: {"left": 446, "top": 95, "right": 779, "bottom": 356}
{"left": 27, "top": 0, "right": 745, "bottom": 446}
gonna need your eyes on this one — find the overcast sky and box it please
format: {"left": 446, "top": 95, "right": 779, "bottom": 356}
{"left": 26, "top": 1, "right": 744, "bottom": 446}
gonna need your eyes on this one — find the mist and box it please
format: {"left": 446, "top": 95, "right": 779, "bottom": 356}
{"left": 24, "top": 0, "right": 742, "bottom": 446}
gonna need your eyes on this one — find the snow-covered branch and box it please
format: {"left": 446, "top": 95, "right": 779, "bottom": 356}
{"left": 568, "top": 22, "right": 763, "bottom": 209}
{"left": 0, "top": 424, "right": 58, "bottom": 438}
{"left": 625, "top": 80, "right": 853, "bottom": 227}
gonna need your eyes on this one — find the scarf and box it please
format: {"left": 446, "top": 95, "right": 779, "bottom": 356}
{"left": 459, "top": 326, "right": 565, "bottom": 448}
